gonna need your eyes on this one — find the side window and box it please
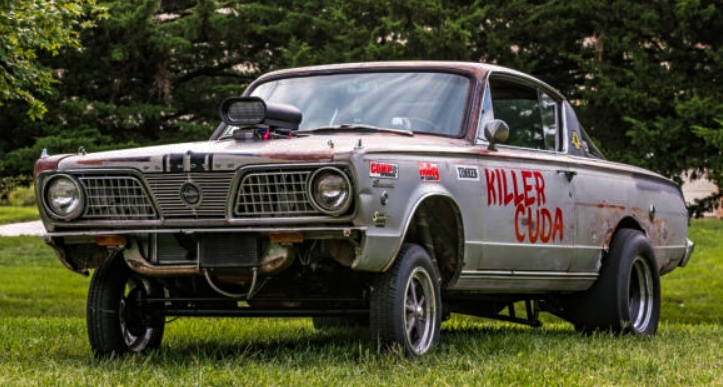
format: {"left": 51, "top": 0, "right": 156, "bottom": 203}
{"left": 488, "top": 77, "right": 560, "bottom": 151}
{"left": 538, "top": 90, "right": 558, "bottom": 150}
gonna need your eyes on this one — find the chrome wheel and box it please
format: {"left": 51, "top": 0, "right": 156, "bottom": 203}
{"left": 371, "top": 243, "right": 441, "bottom": 357}
{"left": 568, "top": 229, "right": 660, "bottom": 335}
{"left": 403, "top": 267, "right": 437, "bottom": 355}
{"left": 629, "top": 256, "right": 654, "bottom": 332}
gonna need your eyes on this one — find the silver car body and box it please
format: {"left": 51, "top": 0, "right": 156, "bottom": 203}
{"left": 34, "top": 62, "right": 694, "bottom": 357}
{"left": 37, "top": 62, "right": 691, "bottom": 288}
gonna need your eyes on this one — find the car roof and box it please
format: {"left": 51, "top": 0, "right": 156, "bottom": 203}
{"left": 255, "top": 61, "right": 564, "bottom": 100}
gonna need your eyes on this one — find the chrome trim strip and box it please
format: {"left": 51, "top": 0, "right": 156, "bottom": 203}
{"left": 679, "top": 238, "right": 694, "bottom": 267}
{"left": 482, "top": 241, "right": 575, "bottom": 249}
{"left": 44, "top": 226, "right": 366, "bottom": 238}
{"left": 451, "top": 270, "right": 597, "bottom": 292}
{"left": 459, "top": 270, "right": 598, "bottom": 278}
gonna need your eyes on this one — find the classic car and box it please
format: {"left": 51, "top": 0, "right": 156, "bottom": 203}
{"left": 34, "top": 61, "right": 694, "bottom": 358}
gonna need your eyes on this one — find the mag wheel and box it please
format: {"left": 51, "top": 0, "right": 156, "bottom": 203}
{"left": 87, "top": 252, "right": 165, "bottom": 358}
{"left": 370, "top": 244, "right": 441, "bottom": 357}
{"left": 572, "top": 229, "right": 660, "bottom": 335}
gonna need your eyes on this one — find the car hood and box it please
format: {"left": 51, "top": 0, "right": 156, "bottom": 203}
{"left": 55, "top": 133, "right": 472, "bottom": 173}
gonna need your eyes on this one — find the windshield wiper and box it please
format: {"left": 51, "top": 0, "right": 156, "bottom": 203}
{"left": 307, "top": 124, "right": 413, "bottom": 136}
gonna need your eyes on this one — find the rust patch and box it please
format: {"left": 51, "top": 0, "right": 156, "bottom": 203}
{"left": 34, "top": 154, "right": 72, "bottom": 177}
{"left": 77, "top": 157, "right": 151, "bottom": 165}
{"left": 595, "top": 203, "right": 626, "bottom": 211}
{"left": 262, "top": 150, "right": 334, "bottom": 161}
{"left": 602, "top": 228, "right": 614, "bottom": 253}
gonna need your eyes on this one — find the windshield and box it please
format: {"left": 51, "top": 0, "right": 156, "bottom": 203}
{"left": 242, "top": 71, "right": 470, "bottom": 136}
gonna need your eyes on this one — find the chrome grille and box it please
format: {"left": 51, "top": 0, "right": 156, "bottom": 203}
{"left": 145, "top": 173, "right": 233, "bottom": 218}
{"left": 235, "top": 170, "right": 318, "bottom": 217}
{"left": 79, "top": 176, "right": 157, "bottom": 220}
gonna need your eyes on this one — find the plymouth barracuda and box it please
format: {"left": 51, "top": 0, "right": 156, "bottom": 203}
{"left": 34, "top": 61, "right": 694, "bottom": 358}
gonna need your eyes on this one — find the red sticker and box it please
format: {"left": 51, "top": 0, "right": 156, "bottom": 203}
{"left": 370, "top": 162, "right": 399, "bottom": 179}
{"left": 419, "top": 162, "right": 440, "bottom": 182}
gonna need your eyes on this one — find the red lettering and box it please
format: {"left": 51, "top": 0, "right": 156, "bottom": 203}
{"left": 521, "top": 170, "right": 535, "bottom": 207}
{"left": 511, "top": 170, "right": 524, "bottom": 206}
{"left": 540, "top": 208, "right": 552, "bottom": 243}
{"left": 534, "top": 171, "right": 546, "bottom": 206}
{"left": 503, "top": 170, "right": 514, "bottom": 206}
{"left": 419, "top": 163, "right": 439, "bottom": 182}
{"left": 485, "top": 169, "right": 497, "bottom": 206}
{"left": 528, "top": 207, "right": 540, "bottom": 243}
{"left": 496, "top": 169, "right": 504, "bottom": 205}
{"left": 552, "top": 208, "right": 564, "bottom": 241}
{"left": 514, "top": 204, "right": 526, "bottom": 242}
{"left": 371, "top": 162, "right": 394, "bottom": 175}
{"left": 484, "top": 168, "right": 561, "bottom": 245}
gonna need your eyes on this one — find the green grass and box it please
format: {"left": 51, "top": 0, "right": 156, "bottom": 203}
{"left": 1, "top": 220, "right": 722, "bottom": 386}
{"left": 0, "top": 205, "right": 39, "bottom": 225}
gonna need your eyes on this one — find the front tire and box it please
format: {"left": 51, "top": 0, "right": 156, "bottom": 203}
{"left": 370, "top": 244, "right": 441, "bottom": 357}
{"left": 572, "top": 229, "right": 660, "bottom": 334}
{"left": 87, "top": 252, "right": 165, "bottom": 358}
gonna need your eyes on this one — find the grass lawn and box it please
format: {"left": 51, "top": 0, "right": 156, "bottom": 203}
{"left": 0, "top": 220, "right": 722, "bottom": 386}
{"left": 0, "top": 205, "right": 39, "bottom": 225}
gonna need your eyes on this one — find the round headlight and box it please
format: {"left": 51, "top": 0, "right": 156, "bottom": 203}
{"left": 44, "top": 175, "right": 84, "bottom": 220}
{"left": 308, "top": 167, "right": 352, "bottom": 216}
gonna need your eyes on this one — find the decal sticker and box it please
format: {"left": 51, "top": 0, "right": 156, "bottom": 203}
{"left": 164, "top": 153, "right": 184, "bottom": 173}
{"left": 456, "top": 165, "right": 479, "bottom": 181}
{"left": 370, "top": 162, "right": 399, "bottom": 179}
{"left": 571, "top": 131, "right": 581, "bottom": 150}
{"left": 189, "top": 151, "right": 213, "bottom": 172}
{"left": 484, "top": 168, "right": 564, "bottom": 244}
{"left": 163, "top": 152, "right": 213, "bottom": 173}
{"left": 373, "top": 211, "right": 389, "bottom": 227}
{"left": 419, "top": 162, "right": 440, "bottom": 182}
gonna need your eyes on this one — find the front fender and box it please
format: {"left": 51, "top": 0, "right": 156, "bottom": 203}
{"left": 351, "top": 167, "right": 456, "bottom": 272}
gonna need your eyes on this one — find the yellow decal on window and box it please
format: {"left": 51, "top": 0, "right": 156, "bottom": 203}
{"left": 571, "top": 132, "right": 581, "bottom": 150}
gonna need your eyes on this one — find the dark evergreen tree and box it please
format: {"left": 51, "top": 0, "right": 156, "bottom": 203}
{"left": 1, "top": 0, "right": 722, "bottom": 214}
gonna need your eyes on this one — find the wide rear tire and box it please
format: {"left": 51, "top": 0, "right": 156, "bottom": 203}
{"left": 87, "top": 253, "right": 165, "bottom": 358}
{"left": 572, "top": 229, "right": 660, "bottom": 334}
{"left": 370, "top": 244, "right": 441, "bottom": 357}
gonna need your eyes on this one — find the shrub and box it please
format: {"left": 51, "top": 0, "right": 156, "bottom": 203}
{"left": 8, "top": 185, "right": 36, "bottom": 207}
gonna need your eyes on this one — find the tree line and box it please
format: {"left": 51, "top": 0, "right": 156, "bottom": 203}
{"left": 1, "top": 0, "right": 722, "bottom": 213}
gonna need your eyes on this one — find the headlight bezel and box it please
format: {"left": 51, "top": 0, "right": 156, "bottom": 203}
{"left": 307, "top": 167, "right": 353, "bottom": 216}
{"left": 43, "top": 174, "right": 85, "bottom": 221}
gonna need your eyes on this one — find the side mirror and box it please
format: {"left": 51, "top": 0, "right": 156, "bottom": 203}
{"left": 483, "top": 119, "right": 509, "bottom": 151}
{"left": 220, "top": 96, "right": 302, "bottom": 130}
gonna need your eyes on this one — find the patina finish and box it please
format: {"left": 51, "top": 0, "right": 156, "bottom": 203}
{"left": 34, "top": 61, "right": 694, "bottom": 358}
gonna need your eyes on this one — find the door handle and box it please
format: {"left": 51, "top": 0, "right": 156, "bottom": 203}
{"left": 556, "top": 169, "right": 577, "bottom": 182}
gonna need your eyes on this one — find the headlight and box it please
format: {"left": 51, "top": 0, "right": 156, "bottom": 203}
{"left": 308, "top": 167, "right": 352, "bottom": 216}
{"left": 44, "top": 175, "right": 84, "bottom": 220}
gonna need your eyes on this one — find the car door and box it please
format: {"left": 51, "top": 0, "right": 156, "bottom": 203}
{"left": 475, "top": 74, "right": 575, "bottom": 273}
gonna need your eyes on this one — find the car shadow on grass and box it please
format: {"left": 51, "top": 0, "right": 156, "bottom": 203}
{"left": 127, "top": 320, "right": 583, "bottom": 364}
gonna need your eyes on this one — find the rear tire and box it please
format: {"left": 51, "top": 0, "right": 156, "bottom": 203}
{"left": 87, "top": 252, "right": 165, "bottom": 358}
{"left": 370, "top": 244, "right": 441, "bottom": 357}
{"left": 571, "top": 229, "right": 660, "bottom": 334}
